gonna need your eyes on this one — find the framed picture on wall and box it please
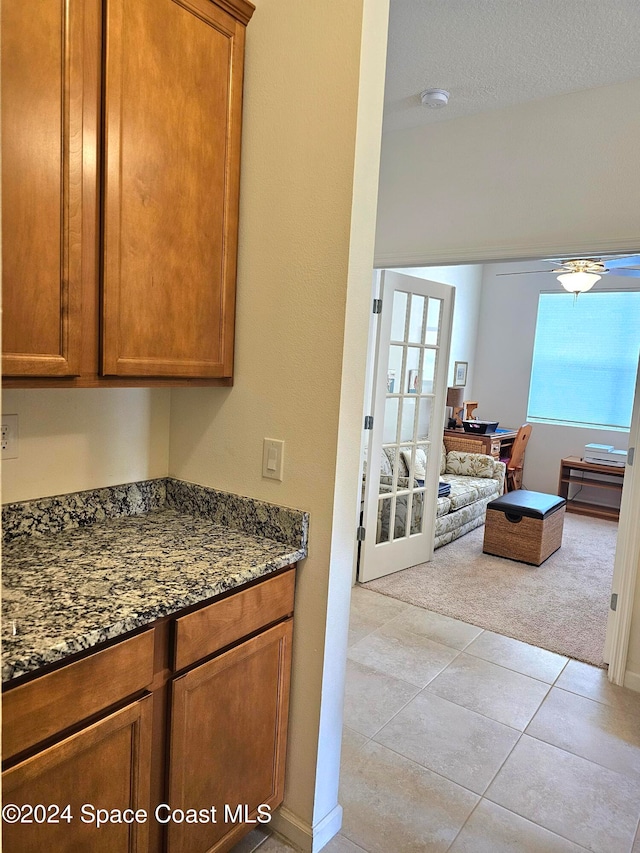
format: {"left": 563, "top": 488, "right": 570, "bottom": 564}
{"left": 453, "top": 361, "right": 468, "bottom": 387}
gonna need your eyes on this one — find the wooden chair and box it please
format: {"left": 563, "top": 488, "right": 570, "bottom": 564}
{"left": 503, "top": 423, "right": 532, "bottom": 492}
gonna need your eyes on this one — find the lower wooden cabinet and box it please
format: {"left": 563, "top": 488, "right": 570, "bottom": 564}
{"left": 2, "top": 568, "right": 295, "bottom": 853}
{"left": 2, "top": 696, "right": 153, "bottom": 853}
{"left": 168, "top": 620, "right": 293, "bottom": 853}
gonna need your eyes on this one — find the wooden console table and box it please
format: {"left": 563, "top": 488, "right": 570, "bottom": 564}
{"left": 558, "top": 456, "right": 625, "bottom": 520}
{"left": 444, "top": 427, "right": 518, "bottom": 460}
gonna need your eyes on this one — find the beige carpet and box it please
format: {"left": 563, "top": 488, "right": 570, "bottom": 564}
{"left": 364, "top": 513, "right": 618, "bottom": 667}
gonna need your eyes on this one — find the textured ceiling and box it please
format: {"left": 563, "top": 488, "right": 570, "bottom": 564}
{"left": 384, "top": 0, "right": 640, "bottom": 133}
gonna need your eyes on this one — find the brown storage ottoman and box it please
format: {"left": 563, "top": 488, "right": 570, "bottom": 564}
{"left": 483, "top": 491, "right": 566, "bottom": 566}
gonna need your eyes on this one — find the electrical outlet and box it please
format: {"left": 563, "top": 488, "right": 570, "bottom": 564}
{"left": 262, "top": 438, "right": 284, "bottom": 481}
{"left": 1, "top": 414, "right": 19, "bottom": 459}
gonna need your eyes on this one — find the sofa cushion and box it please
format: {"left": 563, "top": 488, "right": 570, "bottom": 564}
{"left": 466, "top": 477, "right": 501, "bottom": 499}
{"left": 445, "top": 451, "right": 495, "bottom": 478}
{"left": 439, "top": 476, "right": 480, "bottom": 510}
{"left": 436, "top": 495, "right": 451, "bottom": 517}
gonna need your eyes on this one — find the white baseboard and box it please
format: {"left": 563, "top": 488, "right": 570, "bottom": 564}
{"left": 624, "top": 668, "right": 640, "bottom": 693}
{"left": 270, "top": 804, "right": 343, "bottom": 853}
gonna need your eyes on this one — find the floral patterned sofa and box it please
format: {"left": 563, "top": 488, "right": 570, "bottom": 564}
{"left": 373, "top": 445, "right": 505, "bottom": 549}
{"left": 435, "top": 449, "right": 505, "bottom": 549}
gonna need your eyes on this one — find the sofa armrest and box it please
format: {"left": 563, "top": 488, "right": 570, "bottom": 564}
{"left": 493, "top": 460, "right": 506, "bottom": 480}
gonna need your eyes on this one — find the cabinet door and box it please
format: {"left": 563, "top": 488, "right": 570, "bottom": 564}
{"left": 2, "top": 695, "right": 153, "bottom": 852}
{"left": 102, "top": 0, "right": 250, "bottom": 378}
{"left": 1, "top": 0, "right": 97, "bottom": 377}
{"left": 167, "top": 619, "right": 293, "bottom": 853}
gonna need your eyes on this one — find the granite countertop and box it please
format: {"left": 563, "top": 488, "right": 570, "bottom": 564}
{"left": 2, "top": 479, "right": 308, "bottom": 683}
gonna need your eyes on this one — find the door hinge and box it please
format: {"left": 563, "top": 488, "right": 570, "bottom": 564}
{"left": 372, "top": 299, "right": 382, "bottom": 314}
{"left": 610, "top": 593, "right": 618, "bottom": 612}
{"left": 364, "top": 415, "right": 374, "bottom": 430}
{"left": 628, "top": 447, "right": 634, "bottom": 466}
{"left": 356, "top": 526, "right": 366, "bottom": 541}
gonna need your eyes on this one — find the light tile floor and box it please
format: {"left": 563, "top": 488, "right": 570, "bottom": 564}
{"left": 233, "top": 586, "right": 640, "bottom": 853}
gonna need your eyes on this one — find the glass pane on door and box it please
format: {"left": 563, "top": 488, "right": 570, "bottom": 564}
{"left": 410, "top": 488, "right": 425, "bottom": 534}
{"left": 422, "top": 349, "right": 436, "bottom": 392}
{"left": 417, "top": 397, "right": 433, "bottom": 440}
{"left": 400, "top": 397, "right": 416, "bottom": 443}
{"left": 408, "top": 295, "right": 425, "bottom": 343}
{"left": 425, "top": 298, "right": 442, "bottom": 345}
{"left": 393, "top": 494, "right": 411, "bottom": 540}
{"left": 391, "top": 291, "right": 408, "bottom": 341}
{"left": 383, "top": 397, "right": 399, "bottom": 443}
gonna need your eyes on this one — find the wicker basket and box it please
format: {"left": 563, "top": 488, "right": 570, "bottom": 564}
{"left": 483, "top": 503, "right": 565, "bottom": 566}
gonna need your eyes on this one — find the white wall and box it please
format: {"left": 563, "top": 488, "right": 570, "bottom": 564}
{"left": 168, "top": 1, "right": 389, "bottom": 848}
{"left": 376, "top": 78, "right": 640, "bottom": 268}
{"left": 391, "top": 265, "right": 483, "bottom": 393}
{"left": 374, "top": 78, "right": 640, "bottom": 686}
{"left": 1, "top": 389, "right": 171, "bottom": 503}
{"left": 473, "top": 263, "right": 636, "bottom": 499}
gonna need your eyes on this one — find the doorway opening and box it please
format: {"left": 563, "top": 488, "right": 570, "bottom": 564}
{"left": 357, "top": 256, "right": 640, "bottom": 673}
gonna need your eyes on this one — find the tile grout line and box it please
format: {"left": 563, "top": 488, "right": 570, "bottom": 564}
{"left": 342, "top": 729, "right": 595, "bottom": 853}
{"left": 442, "top": 796, "right": 484, "bottom": 853}
{"left": 519, "top": 725, "right": 640, "bottom": 787}
{"left": 344, "top": 646, "right": 457, "bottom": 745}
{"left": 353, "top": 598, "right": 574, "bottom": 685}
{"left": 449, "top": 647, "right": 570, "bottom": 686}
{"left": 482, "top": 734, "right": 640, "bottom": 853}
{"left": 357, "top": 587, "right": 613, "bottom": 681}
{"left": 417, "top": 675, "right": 550, "bottom": 734}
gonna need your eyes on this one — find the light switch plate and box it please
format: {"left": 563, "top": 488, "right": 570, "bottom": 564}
{"left": 262, "top": 438, "right": 284, "bottom": 481}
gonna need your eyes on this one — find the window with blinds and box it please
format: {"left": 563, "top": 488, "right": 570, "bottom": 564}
{"left": 527, "top": 291, "right": 640, "bottom": 430}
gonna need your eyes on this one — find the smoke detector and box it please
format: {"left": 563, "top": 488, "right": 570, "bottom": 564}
{"left": 420, "top": 88, "right": 450, "bottom": 108}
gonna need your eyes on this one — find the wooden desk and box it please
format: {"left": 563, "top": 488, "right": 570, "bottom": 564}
{"left": 558, "top": 456, "right": 624, "bottom": 520}
{"left": 444, "top": 428, "right": 518, "bottom": 460}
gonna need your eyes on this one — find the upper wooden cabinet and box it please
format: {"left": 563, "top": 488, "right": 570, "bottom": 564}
{"left": 1, "top": 0, "right": 254, "bottom": 386}
{"left": 1, "top": 0, "right": 91, "bottom": 378}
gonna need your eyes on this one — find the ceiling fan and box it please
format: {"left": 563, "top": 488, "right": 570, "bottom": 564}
{"left": 498, "top": 255, "right": 640, "bottom": 295}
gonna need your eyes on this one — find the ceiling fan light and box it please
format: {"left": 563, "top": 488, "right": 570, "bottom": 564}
{"left": 557, "top": 272, "right": 601, "bottom": 293}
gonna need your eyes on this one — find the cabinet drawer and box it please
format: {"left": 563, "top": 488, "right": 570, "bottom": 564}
{"left": 2, "top": 629, "right": 155, "bottom": 761}
{"left": 173, "top": 568, "right": 295, "bottom": 671}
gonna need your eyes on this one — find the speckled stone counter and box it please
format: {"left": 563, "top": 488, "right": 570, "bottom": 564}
{"left": 2, "top": 479, "right": 308, "bottom": 683}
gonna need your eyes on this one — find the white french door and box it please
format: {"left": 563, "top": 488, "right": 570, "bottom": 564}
{"left": 359, "top": 270, "right": 454, "bottom": 582}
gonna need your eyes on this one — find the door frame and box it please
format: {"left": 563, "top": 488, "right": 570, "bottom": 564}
{"left": 605, "top": 355, "right": 640, "bottom": 688}
{"left": 372, "top": 248, "right": 640, "bottom": 688}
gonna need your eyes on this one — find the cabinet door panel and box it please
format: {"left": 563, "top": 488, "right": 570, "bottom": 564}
{"left": 2, "top": 695, "right": 153, "bottom": 853}
{"left": 167, "top": 619, "right": 293, "bottom": 853}
{"left": 1, "top": 0, "right": 93, "bottom": 376}
{"left": 102, "top": 0, "right": 246, "bottom": 378}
